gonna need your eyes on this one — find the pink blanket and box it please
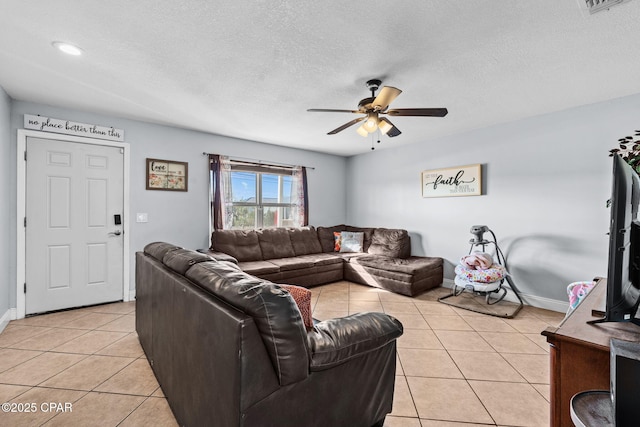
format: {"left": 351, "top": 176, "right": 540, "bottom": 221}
{"left": 460, "top": 252, "right": 494, "bottom": 270}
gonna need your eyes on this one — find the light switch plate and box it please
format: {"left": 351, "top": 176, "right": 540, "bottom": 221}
{"left": 136, "top": 213, "right": 148, "bottom": 223}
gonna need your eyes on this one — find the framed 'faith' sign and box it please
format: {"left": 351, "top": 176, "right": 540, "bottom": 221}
{"left": 421, "top": 164, "right": 482, "bottom": 198}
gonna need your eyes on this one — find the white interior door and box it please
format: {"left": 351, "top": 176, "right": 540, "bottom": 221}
{"left": 25, "top": 137, "right": 124, "bottom": 315}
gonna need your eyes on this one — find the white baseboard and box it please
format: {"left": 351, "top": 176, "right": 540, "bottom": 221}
{"left": 128, "top": 290, "right": 136, "bottom": 301}
{"left": 442, "top": 278, "right": 568, "bottom": 313}
{"left": 0, "top": 308, "right": 16, "bottom": 334}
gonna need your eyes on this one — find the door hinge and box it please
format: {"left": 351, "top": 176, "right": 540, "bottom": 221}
{"left": 24, "top": 151, "right": 27, "bottom": 161}
{"left": 24, "top": 283, "right": 26, "bottom": 294}
{"left": 24, "top": 217, "right": 26, "bottom": 227}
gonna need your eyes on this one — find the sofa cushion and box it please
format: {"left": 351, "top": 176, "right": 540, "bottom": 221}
{"left": 257, "top": 228, "right": 296, "bottom": 260}
{"left": 238, "top": 260, "right": 280, "bottom": 275}
{"left": 317, "top": 225, "right": 346, "bottom": 253}
{"left": 163, "top": 249, "right": 213, "bottom": 275}
{"left": 307, "top": 312, "right": 403, "bottom": 371}
{"left": 340, "top": 231, "right": 364, "bottom": 253}
{"left": 269, "top": 257, "right": 315, "bottom": 272}
{"left": 211, "top": 230, "right": 263, "bottom": 262}
{"left": 288, "top": 226, "right": 322, "bottom": 256}
{"left": 185, "top": 261, "right": 309, "bottom": 386}
{"left": 354, "top": 255, "right": 442, "bottom": 276}
{"left": 198, "top": 249, "right": 239, "bottom": 265}
{"left": 294, "top": 253, "right": 343, "bottom": 267}
{"left": 144, "top": 242, "right": 182, "bottom": 261}
{"left": 336, "top": 252, "right": 369, "bottom": 261}
{"left": 333, "top": 232, "right": 342, "bottom": 252}
{"left": 368, "top": 228, "right": 411, "bottom": 259}
{"left": 279, "top": 284, "right": 313, "bottom": 330}
{"left": 345, "top": 226, "right": 375, "bottom": 252}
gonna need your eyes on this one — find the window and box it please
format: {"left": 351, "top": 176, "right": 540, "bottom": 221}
{"left": 209, "top": 155, "right": 308, "bottom": 230}
{"left": 229, "top": 169, "right": 296, "bottom": 229}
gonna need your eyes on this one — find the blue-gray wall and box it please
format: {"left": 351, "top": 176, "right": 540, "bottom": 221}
{"left": 7, "top": 100, "right": 347, "bottom": 311}
{"left": 0, "top": 87, "right": 10, "bottom": 318}
{"left": 346, "top": 93, "right": 640, "bottom": 308}
{"left": 5, "top": 90, "right": 640, "bottom": 313}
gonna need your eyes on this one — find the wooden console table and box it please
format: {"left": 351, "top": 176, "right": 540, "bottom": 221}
{"left": 542, "top": 277, "right": 640, "bottom": 427}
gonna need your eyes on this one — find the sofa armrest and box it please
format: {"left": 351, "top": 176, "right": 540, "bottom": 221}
{"left": 197, "top": 249, "right": 238, "bottom": 265}
{"left": 307, "top": 312, "right": 403, "bottom": 371}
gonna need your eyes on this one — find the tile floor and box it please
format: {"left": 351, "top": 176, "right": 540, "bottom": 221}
{"left": 0, "top": 281, "right": 563, "bottom": 426}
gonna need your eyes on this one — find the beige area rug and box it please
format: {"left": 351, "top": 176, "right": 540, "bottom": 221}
{"left": 438, "top": 288, "right": 523, "bottom": 318}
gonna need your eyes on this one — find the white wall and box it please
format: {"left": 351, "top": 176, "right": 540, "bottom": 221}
{"left": 346, "top": 93, "right": 640, "bottom": 306}
{"left": 0, "top": 87, "right": 11, "bottom": 320}
{"left": 8, "top": 101, "right": 347, "bottom": 309}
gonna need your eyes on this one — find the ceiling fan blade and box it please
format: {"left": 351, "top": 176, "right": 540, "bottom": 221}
{"left": 327, "top": 117, "right": 365, "bottom": 135}
{"left": 386, "top": 108, "right": 448, "bottom": 117}
{"left": 379, "top": 117, "right": 401, "bottom": 137}
{"left": 307, "top": 108, "right": 359, "bottom": 113}
{"left": 372, "top": 86, "right": 402, "bottom": 111}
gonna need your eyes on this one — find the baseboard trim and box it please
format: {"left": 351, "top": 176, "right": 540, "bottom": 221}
{"left": 0, "top": 308, "right": 16, "bottom": 334}
{"left": 442, "top": 278, "right": 568, "bottom": 313}
{"left": 128, "top": 290, "right": 136, "bottom": 301}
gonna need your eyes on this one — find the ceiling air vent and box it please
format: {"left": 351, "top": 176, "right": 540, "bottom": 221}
{"left": 583, "top": 0, "right": 630, "bottom": 14}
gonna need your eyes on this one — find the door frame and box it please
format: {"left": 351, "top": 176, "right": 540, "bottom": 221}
{"left": 16, "top": 129, "right": 131, "bottom": 319}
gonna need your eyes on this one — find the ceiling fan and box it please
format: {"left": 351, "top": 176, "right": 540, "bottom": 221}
{"left": 307, "top": 79, "right": 448, "bottom": 138}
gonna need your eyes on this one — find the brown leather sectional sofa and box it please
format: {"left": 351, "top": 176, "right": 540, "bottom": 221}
{"left": 136, "top": 242, "right": 403, "bottom": 427}
{"left": 205, "top": 225, "right": 444, "bottom": 296}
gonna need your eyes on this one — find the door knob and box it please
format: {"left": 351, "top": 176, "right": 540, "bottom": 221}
{"left": 108, "top": 230, "right": 122, "bottom": 236}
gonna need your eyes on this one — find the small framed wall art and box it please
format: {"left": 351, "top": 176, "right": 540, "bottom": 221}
{"left": 146, "top": 158, "right": 188, "bottom": 191}
{"left": 421, "top": 164, "right": 481, "bottom": 198}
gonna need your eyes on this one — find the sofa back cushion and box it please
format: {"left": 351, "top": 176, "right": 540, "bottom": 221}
{"left": 368, "top": 228, "right": 411, "bottom": 259}
{"left": 163, "top": 248, "right": 213, "bottom": 275}
{"left": 345, "top": 226, "right": 375, "bottom": 252}
{"left": 288, "top": 227, "right": 322, "bottom": 256}
{"left": 257, "top": 228, "right": 296, "bottom": 260}
{"left": 144, "top": 242, "right": 182, "bottom": 261}
{"left": 317, "top": 224, "right": 346, "bottom": 253}
{"left": 185, "top": 260, "right": 309, "bottom": 386}
{"left": 210, "top": 230, "right": 263, "bottom": 262}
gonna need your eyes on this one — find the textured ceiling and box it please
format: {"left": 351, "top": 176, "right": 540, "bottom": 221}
{"left": 1, "top": 1, "right": 640, "bottom": 156}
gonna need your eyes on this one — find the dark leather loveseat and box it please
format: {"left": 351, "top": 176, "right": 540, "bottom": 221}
{"left": 206, "top": 225, "right": 443, "bottom": 296}
{"left": 136, "top": 242, "right": 404, "bottom": 427}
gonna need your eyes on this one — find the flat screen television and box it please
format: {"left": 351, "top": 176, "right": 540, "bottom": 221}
{"left": 589, "top": 154, "right": 640, "bottom": 326}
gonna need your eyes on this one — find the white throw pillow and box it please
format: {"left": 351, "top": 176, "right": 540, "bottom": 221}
{"left": 339, "top": 231, "right": 364, "bottom": 253}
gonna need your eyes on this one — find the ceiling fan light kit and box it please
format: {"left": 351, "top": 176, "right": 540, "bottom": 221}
{"left": 364, "top": 112, "right": 378, "bottom": 131}
{"left": 307, "top": 79, "right": 448, "bottom": 142}
{"left": 378, "top": 118, "right": 393, "bottom": 135}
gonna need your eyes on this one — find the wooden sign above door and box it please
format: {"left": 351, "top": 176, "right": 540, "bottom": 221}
{"left": 24, "top": 114, "right": 125, "bottom": 142}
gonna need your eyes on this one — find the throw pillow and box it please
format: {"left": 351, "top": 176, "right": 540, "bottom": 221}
{"left": 279, "top": 284, "right": 313, "bottom": 330}
{"left": 333, "top": 231, "right": 342, "bottom": 252}
{"left": 339, "top": 231, "right": 364, "bottom": 253}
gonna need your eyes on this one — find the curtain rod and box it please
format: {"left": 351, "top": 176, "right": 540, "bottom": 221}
{"left": 202, "top": 152, "right": 315, "bottom": 170}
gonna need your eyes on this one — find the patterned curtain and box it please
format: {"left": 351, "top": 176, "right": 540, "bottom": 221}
{"left": 209, "top": 154, "right": 232, "bottom": 230}
{"left": 291, "top": 166, "right": 309, "bottom": 226}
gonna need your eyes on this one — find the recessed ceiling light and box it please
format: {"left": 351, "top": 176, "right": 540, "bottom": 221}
{"left": 52, "top": 41, "right": 83, "bottom": 56}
